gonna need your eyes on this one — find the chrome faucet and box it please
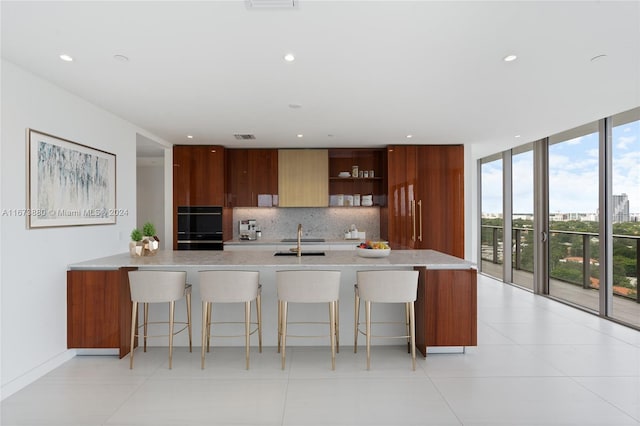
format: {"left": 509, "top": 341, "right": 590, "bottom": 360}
{"left": 296, "top": 223, "right": 302, "bottom": 257}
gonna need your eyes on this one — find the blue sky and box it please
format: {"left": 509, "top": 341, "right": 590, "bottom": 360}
{"left": 482, "top": 119, "right": 639, "bottom": 216}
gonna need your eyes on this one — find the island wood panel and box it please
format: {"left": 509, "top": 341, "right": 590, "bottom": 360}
{"left": 173, "top": 145, "right": 225, "bottom": 248}
{"left": 416, "top": 145, "right": 464, "bottom": 258}
{"left": 414, "top": 267, "right": 477, "bottom": 357}
{"left": 67, "top": 267, "right": 137, "bottom": 358}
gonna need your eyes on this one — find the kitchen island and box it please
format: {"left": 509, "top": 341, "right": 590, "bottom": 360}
{"left": 67, "top": 249, "right": 476, "bottom": 358}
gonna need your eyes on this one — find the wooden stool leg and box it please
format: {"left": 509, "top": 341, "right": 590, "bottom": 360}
{"left": 354, "top": 290, "right": 360, "bottom": 353}
{"left": 409, "top": 302, "right": 416, "bottom": 371}
{"left": 168, "top": 301, "right": 175, "bottom": 369}
{"left": 143, "top": 303, "right": 148, "bottom": 352}
{"left": 281, "top": 301, "right": 288, "bottom": 370}
{"left": 201, "top": 301, "right": 208, "bottom": 370}
{"left": 335, "top": 300, "right": 340, "bottom": 353}
{"left": 245, "top": 301, "right": 251, "bottom": 370}
{"left": 405, "top": 303, "right": 411, "bottom": 353}
{"left": 277, "top": 300, "right": 281, "bottom": 353}
{"left": 256, "top": 294, "right": 263, "bottom": 353}
{"left": 186, "top": 292, "right": 192, "bottom": 352}
{"left": 206, "top": 303, "right": 212, "bottom": 353}
{"left": 365, "top": 300, "right": 372, "bottom": 370}
{"left": 129, "top": 302, "right": 137, "bottom": 369}
{"left": 330, "top": 301, "right": 336, "bottom": 370}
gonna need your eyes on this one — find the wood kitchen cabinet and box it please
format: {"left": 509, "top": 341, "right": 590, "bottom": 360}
{"left": 328, "top": 148, "right": 386, "bottom": 206}
{"left": 173, "top": 145, "right": 225, "bottom": 248}
{"left": 414, "top": 266, "right": 477, "bottom": 356}
{"left": 278, "top": 149, "right": 328, "bottom": 207}
{"left": 225, "top": 149, "right": 278, "bottom": 207}
{"left": 67, "top": 268, "right": 137, "bottom": 358}
{"left": 384, "top": 145, "right": 464, "bottom": 258}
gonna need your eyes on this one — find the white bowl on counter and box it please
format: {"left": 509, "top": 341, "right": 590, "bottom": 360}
{"left": 355, "top": 247, "right": 391, "bottom": 258}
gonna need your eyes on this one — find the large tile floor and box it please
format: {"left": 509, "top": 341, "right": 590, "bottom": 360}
{"left": 2, "top": 274, "right": 639, "bottom": 425}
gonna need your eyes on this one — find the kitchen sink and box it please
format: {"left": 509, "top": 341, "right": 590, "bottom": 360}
{"left": 280, "top": 238, "right": 325, "bottom": 243}
{"left": 273, "top": 251, "right": 326, "bottom": 256}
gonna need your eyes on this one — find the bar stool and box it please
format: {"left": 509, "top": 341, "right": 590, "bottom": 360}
{"left": 354, "top": 270, "right": 419, "bottom": 370}
{"left": 276, "top": 270, "right": 341, "bottom": 370}
{"left": 128, "top": 270, "right": 192, "bottom": 369}
{"left": 198, "top": 270, "right": 262, "bottom": 370}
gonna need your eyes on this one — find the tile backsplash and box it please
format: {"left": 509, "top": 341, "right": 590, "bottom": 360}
{"left": 232, "top": 207, "right": 380, "bottom": 240}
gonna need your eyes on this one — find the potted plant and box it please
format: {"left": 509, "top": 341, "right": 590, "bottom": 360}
{"left": 129, "top": 228, "right": 144, "bottom": 256}
{"left": 129, "top": 222, "right": 160, "bottom": 257}
{"left": 142, "top": 222, "right": 160, "bottom": 255}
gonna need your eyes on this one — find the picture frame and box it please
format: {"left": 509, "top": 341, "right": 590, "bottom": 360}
{"left": 28, "top": 129, "right": 117, "bottom": 228}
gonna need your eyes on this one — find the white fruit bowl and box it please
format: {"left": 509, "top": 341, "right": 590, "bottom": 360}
{"left": 356, "top": 247, "right": 391, "bottom": 258}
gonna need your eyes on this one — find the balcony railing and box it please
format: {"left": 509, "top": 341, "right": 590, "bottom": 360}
{"left": 481, "top": 225, "right": 640, "bottom": 303}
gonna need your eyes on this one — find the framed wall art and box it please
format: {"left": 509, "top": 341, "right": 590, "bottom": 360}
{"left": 28, "top": 129, "right": 117, "bottom": 228}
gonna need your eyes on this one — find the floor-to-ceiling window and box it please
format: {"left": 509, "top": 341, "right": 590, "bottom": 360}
{"left": 478, "top": 106, "right": 640, "bottom": 331}
{"left": 480, "top": 155, "right": 504, "bottom": 280}
{"left": 610, "top": 108, "right": 640, "bottom": 327}
{"left": 511, "top": 144, "right": 534, "bottom": 290}
{"left": 547, "top": 122, "right": 600, "bottom": 312}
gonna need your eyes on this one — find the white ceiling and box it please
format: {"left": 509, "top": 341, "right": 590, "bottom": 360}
{"left": 2, "top": 1, "right": 639, "bottom": 155}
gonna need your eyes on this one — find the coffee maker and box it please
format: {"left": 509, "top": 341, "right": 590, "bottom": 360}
{"left": 239, "top": 219, "right": 257, "bottom": 240}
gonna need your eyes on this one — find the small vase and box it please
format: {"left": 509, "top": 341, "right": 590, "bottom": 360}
{"left": 129, "top": 241, "right": 143, "bottom": 257}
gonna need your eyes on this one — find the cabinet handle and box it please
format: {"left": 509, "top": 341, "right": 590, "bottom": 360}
{"left": 418, "top": 200, "right": 423, "bottom": 242}
{"left": 411, "top": 200, "right": 416, "bottom": 242}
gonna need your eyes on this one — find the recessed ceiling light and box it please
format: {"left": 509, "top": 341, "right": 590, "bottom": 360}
{"left": 247, "top": 0, "right": 297, "bottom": 9}
{"left": 113, "top": 54, "right": 129, "bottom": 62}
{"left": 187, "top": 135, "right": 193, "bottom": 139}
{"left": 515, "top": 135, "right": 521, "bottom": 138}
{"left": 406, "top": 134, "right": 413, "bottom": 139}
{"left": 503, "top": 54, "right": 518, "bottom": 62}
{"left": 296, "top": 134, "right": 304, "bottom": 138}
{"left": 59, "top": 54, "right": 73, "bottom": 62}
{"left": 283, "top": 53, "right": 295, "bottom": 62}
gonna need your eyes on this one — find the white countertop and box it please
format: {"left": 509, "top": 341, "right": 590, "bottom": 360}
{"left": 68, "top": 249, "right": 476, "bottom": 270}
{"left": 223, "top": 238, "right": 359, "bottom": 246}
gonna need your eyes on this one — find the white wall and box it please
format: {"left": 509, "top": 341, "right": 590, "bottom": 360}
{"left": 0, "top": 60, "right": 164, "bottom": 398}
{"left": 136, "top": 160, "right": 166, "bottom": 245}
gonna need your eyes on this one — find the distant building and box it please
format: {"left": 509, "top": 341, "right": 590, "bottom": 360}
{"left": 613, "top": 193, "right": 630, "bottom": 223}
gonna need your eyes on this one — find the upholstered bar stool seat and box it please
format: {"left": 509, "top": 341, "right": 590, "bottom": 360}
{"left": 276, "top": 270, "right": 341, "bottom": 370}
{"left": 354, "top": 270, "right": 419, "bottom": 370}
{"left": 128, "top": 270, "right": 193, "bottom": 369}
{"left": 198, "top": 270, "right": 262, "bottom": 370}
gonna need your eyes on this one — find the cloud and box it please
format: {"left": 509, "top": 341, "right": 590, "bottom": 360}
{"left": 566, "top": 136, "right": 584, "bottom": 145}
{"left": 616, "top": 135, "right": 637, "bottom": 150}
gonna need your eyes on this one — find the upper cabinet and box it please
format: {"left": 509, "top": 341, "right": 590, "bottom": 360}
{"left": 384, "top": 145, "right": 464, "bottom": 258}
{"left": 173, "top": 145, "right": 225, "bottom": 206}
{"left": 328, "top": 148, "right": 386, "bottom": 206}
{"left": 226, "top": 149, "right": 278, "bottom": 207}
{"left": 278, "top": 149, "right": 328, "bottom": 207}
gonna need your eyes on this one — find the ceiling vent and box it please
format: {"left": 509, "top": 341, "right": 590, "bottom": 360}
{"left": 234, "top": 134, "right": 257, "bottom": 140}
{"left": 246, "top": 0, "right": 297, "bottom": 9}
